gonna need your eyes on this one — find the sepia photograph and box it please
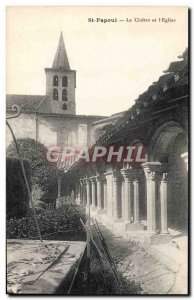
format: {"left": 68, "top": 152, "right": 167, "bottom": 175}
{"left": 6, "top": 6, "right": 189, "bottom": 295}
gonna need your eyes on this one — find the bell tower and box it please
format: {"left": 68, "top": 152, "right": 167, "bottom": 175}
{"left": 45, "top": 32, "right": 76, "bottom": 115}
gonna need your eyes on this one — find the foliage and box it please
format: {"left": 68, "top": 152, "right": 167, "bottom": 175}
{"left": 32, "top": 165, "right": 58, "bottom": 197}
{"left": 6, "top": 138, "right": 50, "bottom": 172}
{"left": 7, "top": 138, "right": 58, "bottom": 202}
{"left": 96, "top": 124, "right": 114, "bottom": 140}
{"left": 7, "top": 203, "right": 86, "bottom": 241}
{"left": 31, "top": 184, "right": 47, "bottom": 210}
{"left": 6, "top": 157, "right": 31, "bottom": 219}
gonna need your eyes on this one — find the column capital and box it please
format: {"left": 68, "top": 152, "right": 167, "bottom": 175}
{"left": 98, "top": 174, "right": 106, "bottom": 182}
{"left": 96, "top": 176, "right": 101, "bottom": 184}
{"left": 181, "top": 152, "right": 188, "bottom": 170}
{"left": 121, "top": 168, "right": 133, "bottom": 181}
{"left": 142, "top": 162, "right": 163, "bottom": 181}
{"left": 86, "top": 179, "right": 90, "bottom": 186}
{"left": 161, "top": 172, "right": 168, "bottom": 183}
{"left": 112, "top": 170, "right": 123, "bottom": 182}
{"left": 79, "top": 179, "right": 84, "bottom": 185}
{"left": 121, "top": 167, "right": 142, "bottom": 181}
{"left": 103, "top": 170, "right": 113, "bottom": 177}
{"left": 133, "top": 169, "right": 143, "bottom": 181}
{"left": 89, "top": 176, "right": 97, "bottom": 183}
{"left": 82, "top": 178, "right": 88, "bottom": 185}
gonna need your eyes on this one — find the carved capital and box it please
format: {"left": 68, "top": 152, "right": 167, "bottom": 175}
{"left": 133, "top": 169, "right": 142, "bottom": 182}
{"left": 96, "top": 176, "right": 102, "bottom": 184}
{"left": 161, "top": 172, "right": 168, "bottom": 183}
{"left": 143, "top": 170, "right": 158, "bottom": 181}
{"left": 113, "top": 170, "right": 123, "bottom": 182}
{"left": 90, "top": 177, "right": 96, "bottom": 183}
{"left": 181, "top": 152, "right": 188, "bottom": 171}
{"left": 142, "top": 162, "right": 163, "bottom": 182}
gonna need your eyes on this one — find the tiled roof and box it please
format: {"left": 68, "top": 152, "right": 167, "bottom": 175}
{"left": 164, "top": 60, "right": 187, "bottom": 73}
{"left": 41, "top": 113, "right": 107, "bottom": 119}
{"left": 6, "top": 94, "right": 50, "bottom": 113}
{"left": 6, "top": 94, "right": 107, "bottom": 119}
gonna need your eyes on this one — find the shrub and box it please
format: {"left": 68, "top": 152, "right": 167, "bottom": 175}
{"left": 6, "top": 138, "right": 50, "bottom": 171}
{"left": 7, "top": 138, "right": 58, "bottom": 203}
{"left": 32, "top": 165, "right": 58, "bottom": 198}
{"left": 31, "top": 184, "right": 47, "bottom": 210}
{"left": 7, "top": 203, "right": 86, "bottom": 241}
{"left": 6, "top": 157, "right": 31, "bottom": 219}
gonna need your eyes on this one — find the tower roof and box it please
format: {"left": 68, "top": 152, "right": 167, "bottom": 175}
{"left": 52, "top": 32, "right": 70, "bottom": 70}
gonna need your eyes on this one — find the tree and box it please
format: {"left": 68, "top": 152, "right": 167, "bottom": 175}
{"left": 7, "top": 138, "right": 58, "bottom": 203}
{"left": 6, "top": 157, "right": 31, "bottom": 219}
{"left": 6, "top": 138, "right": 51, "bottom": 173}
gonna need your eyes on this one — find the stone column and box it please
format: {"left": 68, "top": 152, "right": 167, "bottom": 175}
{"left": 112, "top": 174, "right": 118, "bottom": 219}
{"left": 82, "top": 180, "right": 87, "bottom": 206}
{"left": 133, "top": 176, "right": 140, "bottom": 223}
{"left": 104, "top": 171, "right": 114, "bottom": 219}
{"left": 160, "top": 173, "right": 169, "bottom": 234}
{"left": 76, "top": 183, "right": 81, "bottom": 205}
{"left": 57, "top": 175, "right": 62, "bottom": 198}
{"left": 112, "top": 171, "right": 123, "bottom": 219}
{"left": 121, "top": 169, "right": 132, "bottom": 223}
{"left": 96, "top": 177, "right": 102, "bottom": 210}
{"left": 35, "top": 113, "right": 39, "bottom": 142}
{"left": 56, "top": 174, "right": 62, "bottom": 209}
{"left": 181, "top": 152, "right": 188, "bottom": 171}
{"left": 91, "top": 178, "right": 96, "bottom": 208}
{"left": 103, "top": 179, "right": 107, "bottom": 210}
{"left": 79, "top": 181, "right": 82, "bottom": 204}
{"left": 142, "top": 162, "right": 162, "bottom": 234}
{"left": 86, "top": 180, "right": 90, "bottom": 206}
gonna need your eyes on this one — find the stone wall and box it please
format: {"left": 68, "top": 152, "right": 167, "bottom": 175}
{"left": 6, "top": 112, "right": 102, "bottom": 150}
{"left": 6, "top": 114, "right": 37, "bottom": 146}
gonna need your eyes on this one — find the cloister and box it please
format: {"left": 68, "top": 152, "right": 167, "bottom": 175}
{"left": 73, "top": 150, "right": 188, "bottom": 243}
{"left": 62, "top": 49, "right": 188, "bottom": 244}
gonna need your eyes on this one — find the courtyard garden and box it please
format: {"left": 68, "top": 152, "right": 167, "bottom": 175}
{"left": 6, "top": 138, "right": 86, "bottom": 242}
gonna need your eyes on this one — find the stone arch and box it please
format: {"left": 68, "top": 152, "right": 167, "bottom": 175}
{"left": 53, "top": 88, "right": 58, "bottom": 100}
{"left": 148, "top": 121, "right": 187, "bottom": 162}
{"left": 148, "top": 121, "right": 188, "bottom": 230}
{"left": 53, "top": 75, "right": 58, "bottom": 86}
{"left": 62, "top": 89, "right": 68, "bottom": 101}
{"left": 62, "top": 103, "right": 67, "bottom": 110}
{"left": 62, "top": 76, "right": 68, "bottom": 87}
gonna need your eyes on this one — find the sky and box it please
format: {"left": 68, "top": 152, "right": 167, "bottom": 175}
{"left": 6, "top": 6, "right": 188, "bottom": 116}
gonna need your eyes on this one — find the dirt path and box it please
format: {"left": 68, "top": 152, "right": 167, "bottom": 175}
{"left": 99, "top": 224, "right": 178, "bottom": 295}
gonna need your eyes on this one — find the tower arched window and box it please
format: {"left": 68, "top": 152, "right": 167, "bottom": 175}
{"left": 53, "top": 88, "right": 58, "bottom": 100}
{"left": 62, "top": 103, "right": 67, "bottom": 110}
{"left": 62, "top": 89, "right": 68, "bottom": 101}
{"left": 53, "top": 75, "right": 58, "bottom": 86}
{"left": 62, "top": 76, "right": 68, "bottom": 87}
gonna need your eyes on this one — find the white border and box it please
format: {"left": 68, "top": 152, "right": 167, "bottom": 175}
{"left": 1, "top": 1, "right": 193, "bottom": 299}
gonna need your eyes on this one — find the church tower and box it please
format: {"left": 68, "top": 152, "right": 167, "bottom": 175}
{"left": 45, "top": 32, "right": 76, "bottom": 114}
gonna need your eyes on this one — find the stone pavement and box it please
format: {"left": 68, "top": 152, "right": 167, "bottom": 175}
{"left": 98, "top": 224, "right": 188, "bottom": 295}
{"left": 7, "top": 239, "right": 86, "bottom": 294}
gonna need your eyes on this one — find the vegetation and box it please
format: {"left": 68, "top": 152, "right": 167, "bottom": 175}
{"left": 58, "top": 250, "right": 142, "bottom": 295}
{"left": 7, "top": 203, "right": 86, "bottom": 241}
{"left": 7, "top": 138, "right": 58, "bottom": 205}
{"left": 6, "top": 157, "right": 31, "bottom": 219}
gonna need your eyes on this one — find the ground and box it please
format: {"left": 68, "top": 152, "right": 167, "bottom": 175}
{"left": 7, "top": 239, "right": 86, "bottom": 294}
{"left": 7, "top": 227, "right": 188, "bottom": 295}
{"left": 99, "top": 224, "right": 188, "bottom": 295}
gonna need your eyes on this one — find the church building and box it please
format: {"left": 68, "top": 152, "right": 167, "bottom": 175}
{"left": 6, "top": 33, "right": 110, "bottom": 149}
